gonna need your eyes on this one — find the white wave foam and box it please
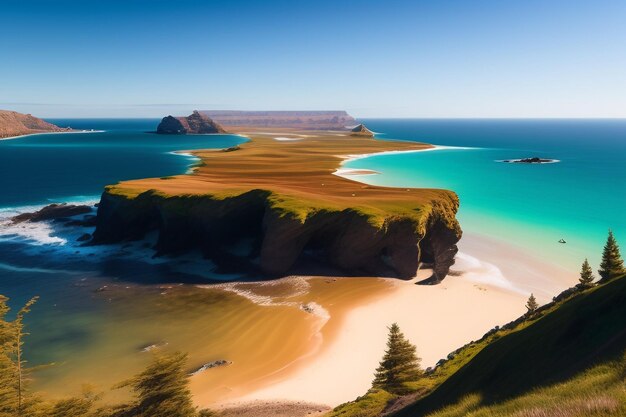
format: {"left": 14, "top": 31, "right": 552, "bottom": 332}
{"left": 274, "top": 137, "right": 302, "bottom": 141}
{"left": 338, "top": 144, "right": 478, "bottom": 165}
{"left": 454, "top": 251, "right": 524, "bottom": 293}
{"left": 202, "top": 276, "right": 331, "bottom": 321}
{"left": 0, "top": 199, "right": 98, "bottom": 246}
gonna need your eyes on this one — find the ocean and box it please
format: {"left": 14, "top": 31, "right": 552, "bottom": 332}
{"left": 351, "top": 119, "right": 626, "bottom": 273}
{"left": 0, "top": 118, "right": 624, "bottom": 400}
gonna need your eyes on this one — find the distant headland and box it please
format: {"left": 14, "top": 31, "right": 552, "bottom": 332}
{"left": 0, "top": 110, "right": 71, "bottom": 139}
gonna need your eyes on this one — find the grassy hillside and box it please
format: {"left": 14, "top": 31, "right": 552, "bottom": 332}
{"left": 331, "top": 274, "right": 626, "bottom": 417}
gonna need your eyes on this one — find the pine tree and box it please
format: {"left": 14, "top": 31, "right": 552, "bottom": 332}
{"left": 372, "top": 323, "right": 422, "bottom": 394}
{"left": 525, "top": 293, "right": 539, "bottom": 316}
{"left": 0, "top": 295, "right": 17, "bottom": 417}
{"left": 115, "top": 352, "right": 197, "bottom": 417}
{"left": 598, "top": 230, "right": 625, "bottom": 281}
{"left": 14, "top": 297, "right": 38, "bottom": 416}
{"left": 578, "top": 258, "right": 595, "bottom": 288}
{"left": 0, "top": 295, "right": 40, "bottom": 417}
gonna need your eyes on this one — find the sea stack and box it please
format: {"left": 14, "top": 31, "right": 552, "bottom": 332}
{"left": 350, "top": 124, "right": 374, "bottom": 137}
{"left": 156, "top": 110, "right": 228, "bottom": 134}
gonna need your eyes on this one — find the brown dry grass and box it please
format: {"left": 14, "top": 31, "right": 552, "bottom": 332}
{"left": 107, "top": 129, "right": 458, "bottom": 228}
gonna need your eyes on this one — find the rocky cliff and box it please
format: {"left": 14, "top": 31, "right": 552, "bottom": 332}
{"left": 92, "top": 188, "right": 460, "bottom": 281}
{"left": 90, "top": 131, "right": 461, "bottom": 282}
{"left": 0, "top": 110, "right": 70, "bottom": 138}
{"left": 156, "top": 111, "right": 227, "bottom": 134}
{"left": 350, "top": 124, "right": 374, "bottom": 137}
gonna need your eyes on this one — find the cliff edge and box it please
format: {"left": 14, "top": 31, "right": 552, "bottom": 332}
{"left": 92, "top": 129, "right": 461, "bottom": 281}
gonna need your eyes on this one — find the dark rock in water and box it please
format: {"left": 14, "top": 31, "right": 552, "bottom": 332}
{"left": 190, "top": 359, "right": 232, "bottom": 375}
{"left": 77, "top": 233, "right": 92, "bottom": 242}
{"left": 502, "top": 157, "right": 556, "bottom": 164}
{"left": 156, "top": 110, "right": 227, "bottom": 134}
{"left": 66, "top": 214, "right": 98, "bottom": 227}
{"left": 140, "top": 341, "right": 168, "bottom": 352}
{"left": 12, "top": 203, "right": 92, "bottom": 223}
{"left": 350, "top": 123, "right": 374, "bottom": 137}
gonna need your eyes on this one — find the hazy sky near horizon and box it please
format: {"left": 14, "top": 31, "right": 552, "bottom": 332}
{"left": 1, "top": 0, "right": 626, "bottom": 118}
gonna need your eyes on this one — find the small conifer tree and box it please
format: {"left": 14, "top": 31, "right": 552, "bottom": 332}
{"left": 578, "top": 258, "right": 595, "bottom": 287}
{"left": 116, "top": 352, "right": 197, "bottom": 417}
{"left": 372, "top": 323, "right": 422, "bottom": 394}
{"left": 525, "top": 293, "right": 539, "bottom": 316}
{"left": 598, "top": 230, "right": 625, "bottom": 281}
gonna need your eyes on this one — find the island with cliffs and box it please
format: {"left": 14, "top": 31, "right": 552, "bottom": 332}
{"left": 93, "top": 112, "right": 461, "bottom": 282}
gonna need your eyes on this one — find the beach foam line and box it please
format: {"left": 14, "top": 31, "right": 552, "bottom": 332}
{"left": 274, "top": 137, "right": 302, "bottom": 141}
{"left": 334, "top": 168, "right": 381, "bottom": 176}
{"left": 454, "top": 251, "right": 524, "bottom": 294}
{"left": 0, "top": 129, "right": 105, "bottom": 141}
{"left": 200, "top": 276, "right": 331, "bottom": 322}
{"left": 338, "top": 144, "right": 478, "bottom": 164}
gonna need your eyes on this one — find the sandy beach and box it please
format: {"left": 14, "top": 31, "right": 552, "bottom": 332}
{"left": 207, "top": 231, "right": 577, "bottom": 411}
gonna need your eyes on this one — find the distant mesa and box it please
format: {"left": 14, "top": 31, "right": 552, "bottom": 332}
{"left": 350, "top": 123, "right": 374, "bottom": 137}
{"left": 156, "top": 111, "right": 227, "bottom": 134}
{"left": 199, "top": 110, "right": 357, "bottom": 130}
{"left": 501, "top": 157, "right": 558, "bottom": 164}
{"left": 0, "top": 110, "right": 71, "bottom": 139}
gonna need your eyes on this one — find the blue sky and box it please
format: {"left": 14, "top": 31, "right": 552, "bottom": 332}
{"left": 1, "top": 0, "right": 625, "bottom": 118}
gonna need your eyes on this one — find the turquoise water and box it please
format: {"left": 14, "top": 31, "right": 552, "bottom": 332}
{"left": 347, "top": 119, "right": 626, "bottom": 272}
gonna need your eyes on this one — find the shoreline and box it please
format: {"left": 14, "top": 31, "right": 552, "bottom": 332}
{"left": 0, "top": 129, "right": 105, "bottom": 141}
{"left": 209, "top": 230, "right": 574, "bottom": 410}
{"left": 337, "top": 144, "right": 477, "bottom": 163}
{"left": 214, "top": 267, "right": 532, "bottom": 409}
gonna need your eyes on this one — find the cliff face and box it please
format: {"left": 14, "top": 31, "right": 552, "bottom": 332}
{"left": 0, "top": 110, "right": 70, "bottom": 138}
{"left": 92, "top": 188, "right": 460, "bottom": 281}
{"left": 156, "top": 111, "right": 227, "bottom": 134}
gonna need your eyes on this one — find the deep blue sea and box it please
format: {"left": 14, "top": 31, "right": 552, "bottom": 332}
{"left": 0, "top": 119, "right": 246, "bottom": 207}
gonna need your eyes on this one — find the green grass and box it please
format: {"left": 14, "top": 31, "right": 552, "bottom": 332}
{"left": 425, "top": 360, "right": 626, "bottom": 417}
{"left": 330, "top": 389, "right": 396, "bottom": 417}
{"left": 330, "top": 274, "right": 626, "bottom": 417}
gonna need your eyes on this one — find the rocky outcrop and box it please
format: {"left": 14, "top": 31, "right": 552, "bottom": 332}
{"left": 11, "top": 203, "right": 92, "bottom": 223}
{"left": 502, "top": 157, "right": 557, "bottom": 164}
{"left": 350, "top": 124, "right": 374, "bottom": 137}
{"left": 0, "top": 110, "right": 71, "bottom": 139}
{"left": 156, "top": 111, "right": 227, "bottom": 134}
{"left": 91, "top": 189, "right": 461, "bottom": 281}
